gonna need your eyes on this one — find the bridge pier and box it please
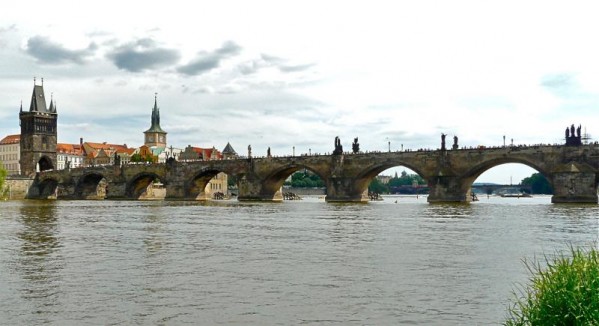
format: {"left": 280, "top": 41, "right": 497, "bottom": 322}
{"left": 427, "top": 176, "right": 470, "bottom": 203}
{"left": 236, "top": 174, "right": 284, "bottom": 202}
{"left": 324, "top": 177, "right": 369, "bottom": 203}
{"left": 551, "top": 171, "right": 598, "bottom": 203}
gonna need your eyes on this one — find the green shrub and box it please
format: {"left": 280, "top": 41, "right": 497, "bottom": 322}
{"left": 505, "top": 245, "right": 599, "bottom": 325}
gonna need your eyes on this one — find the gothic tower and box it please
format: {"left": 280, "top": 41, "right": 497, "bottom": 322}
{"left": 19, "top": 79, "right": 58, "bottom": 176}
{"left": 144, "top": 93, "right": 167, "bottom": 149}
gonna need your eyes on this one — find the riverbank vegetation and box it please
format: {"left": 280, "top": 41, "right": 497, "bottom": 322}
{"left": 0, "top": 165, "right": 6, "bottom": 199}
{"left": 369, "top": 171, "right": 427, "bottom": 194}
{"left": 284, "top": 171, "right": 325, "bottom": 188}
{"left": 505, "top": 245, "right": 599, "bottom": 325}
{"left": 520, "top": 173, "right": 553, "bottom": 194}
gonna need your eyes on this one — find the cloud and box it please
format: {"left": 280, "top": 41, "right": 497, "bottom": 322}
{"left": 0, "top": 24, "right": 17, "bottom": 48}
{"left": 541, "top": 73, "right": 575, "bottom": 93}
{"left": 237, "top": 53, "right": 315, "bottom": 75}
{"left": 278, "top": 63, "right": 315, "bottom": 73}
{"left": 25, "top": 35, "right": 96, "bottom": 64}
{"left": 177, "top": 41, "right": 242, "bottom": 76}
{"left": 107, "top": 38, "right": 181, "bottom": 72}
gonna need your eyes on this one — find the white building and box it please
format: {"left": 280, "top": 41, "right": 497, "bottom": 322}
{"left": 56, "top": 143, "right": 85, "bottom": 170}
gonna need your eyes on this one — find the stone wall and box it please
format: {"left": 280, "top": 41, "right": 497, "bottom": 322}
{"left": 2, "top": 176, "right": 35, "bottom": 199}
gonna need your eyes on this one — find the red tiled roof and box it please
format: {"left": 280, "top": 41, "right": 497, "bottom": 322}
{"left": 57, "top": 143, "right": 84, "bottom": 155}
{"left": 84, "top": 142, "right": 129, "bottom": 151}
{"left": 0, "top": 134, "right": 20, "bottom": 145}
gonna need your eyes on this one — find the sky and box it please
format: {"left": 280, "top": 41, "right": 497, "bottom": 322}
{"left": 1, "top": 0, "right": 598, "bottom": 183}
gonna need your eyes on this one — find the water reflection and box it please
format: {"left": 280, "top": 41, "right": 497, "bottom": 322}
{"left": 424, "top": 203, "right": 474, "bottom": 219}
{"left": 15, "top": 201, "right": 64, "bottom": 320}
{"left": 143, "top": 208, "right": 166, "bottom": 256}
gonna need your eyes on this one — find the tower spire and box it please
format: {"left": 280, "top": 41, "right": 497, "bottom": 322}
{"left": 144, "top": 93, "right": 167, "bottom": 149}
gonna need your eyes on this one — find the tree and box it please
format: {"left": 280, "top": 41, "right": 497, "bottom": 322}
{"left": 388, "top": 170, "right": 425, "bottom": 187}
{"left": 131, "top": 153, "right": 155, "bottom": 163}
{"left": 368, "top": 177, "right": 388, "bottom": 194}
{"left": 0, "top": 165, "right": 7, "bottom": 199}
{"left": 288, "top": 171, "right": 325, "bottom": 188}
{"left": 521, "top": 173, "right": 553, "bottom": 194}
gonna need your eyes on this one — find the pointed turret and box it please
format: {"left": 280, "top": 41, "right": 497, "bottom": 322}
{"left": 222, "top": 142, "right": 237, "bottom": 159}
{"left": 143, "top": 93, "right": 167, "bottom": 149}
{"left": 145, "top": 93, "right": 166, "bottom": 133}
{"left": 29, "top": 84, "right": 48, "bottom": 112}
{"left": 48, "top": 94, "right": 56, "bottom": 113}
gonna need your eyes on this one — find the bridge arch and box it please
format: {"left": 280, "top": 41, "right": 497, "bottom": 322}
{"left": 126, "top": 172, "right": 165, "bottom": 200}
{"left": 261, "top": 164, "right": 328, "bottom": 199}
{"left": 75, "top": 173, "right": 108, "bottom": 199}
{"left": 36, "top": 177, "right": 59, "bottom": 199}
{"left": 354, "top": 161, "right": 428, "bottom": 196}
{"left": 460, "top": 157, "right": 553, "bottom": 197}
{"left": 38, "top": 155, "right": 54, "bottom": 172}
{"left": 185, "top": 168, "right": 228, "bottom": 200}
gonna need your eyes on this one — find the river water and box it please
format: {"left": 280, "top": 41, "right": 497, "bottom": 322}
{"left": 0, "top": 196, "right": 597, "bottom": 325}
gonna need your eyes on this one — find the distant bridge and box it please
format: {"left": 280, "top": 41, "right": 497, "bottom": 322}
{"left": 33, "top": 144, "right": 599, "bottom": 203}
{"left": 471, "top": 184, "right": 533, "bottom": 194}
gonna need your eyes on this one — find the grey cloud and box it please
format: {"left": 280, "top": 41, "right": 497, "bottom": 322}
{"left": 107, "top": 38, "right": 181, "bottom": 72}
{"left": 177, "top": 41, "right": 242, "bottom": 76}
{"left": 279, "top": 63, "right": 315, "bottom": 72}
{"left": 25, "top": 35, "right": 96, "bottom": 64}
{"left": 541, "top": 73, "right": 575, "bottom": 90}
{"left": 260, "top": 53, "right": 284, "bottom": 64}
{"left": 238, "top": 53, "right": 315, "bottom": 75}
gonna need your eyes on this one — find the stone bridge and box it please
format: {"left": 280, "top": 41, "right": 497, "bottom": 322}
{"left": 32, "top": 144, "right": 599, "bottom": 203}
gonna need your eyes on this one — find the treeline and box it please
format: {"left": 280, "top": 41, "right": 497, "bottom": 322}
{"left": 520, "top": 173, "right": 553, "bottom": 194}
{"left": 284, "top": 171, "right": 325, "bottom": 188}
{"left": 369, "top": 171, "right": 427, "bottom": 194}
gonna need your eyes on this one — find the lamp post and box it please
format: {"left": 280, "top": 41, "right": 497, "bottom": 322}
{"left": 388, "top": 141, "right": 391, "bottom": 152}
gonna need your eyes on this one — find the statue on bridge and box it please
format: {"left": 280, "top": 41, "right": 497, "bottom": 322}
{"left": 352, "top": 137, "right": 360, "bottom": 154}
{"left": 565, "top": 124, "right": 583, "bottom": 146}
{"left": 441, "top": 133, "right": 447, "bottom": 151}
{"left": 114, "top": 152, "right": 121, "bottom": 166}
{"left": 452, "top": 135, "right": 459, "bottom": 150}
{"left": 267, "top": 147, "right": 271, "bottom": 158}
{"left": 333, "top": 136, "right": 343, "bottom": 155}
{"left": 248, "top": 145, "right": 252, "bottom": 158}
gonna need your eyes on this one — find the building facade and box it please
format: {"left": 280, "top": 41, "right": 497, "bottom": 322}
{"left": 19, "top": 80, "right": 58, "bottom": 176}
{"left": 56, "top": 143, "right": 85, "bottom": 170}
{"left": 82, "top": 141, "right": 133, "bottom": 167}
{"left": 0, "top": 134, "right": 21, "bottom": 175}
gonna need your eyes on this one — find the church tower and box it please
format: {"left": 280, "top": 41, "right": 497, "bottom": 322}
{"left": 144, "top": 93, "right": 167, "bottom": 149}
{"left": 19, "top": 78, "right": 58, "bottom": 176}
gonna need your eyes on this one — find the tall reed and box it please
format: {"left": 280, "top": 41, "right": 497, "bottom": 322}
{"left": 505, "top": 245, "right": 599, "bottom": 325}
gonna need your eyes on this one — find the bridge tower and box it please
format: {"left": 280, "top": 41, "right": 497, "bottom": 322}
{"left": 19, "top": 78, "right": 58, "bottom": 176}
{"left": 143, "top": 93, "right": 167, "bottom": 149}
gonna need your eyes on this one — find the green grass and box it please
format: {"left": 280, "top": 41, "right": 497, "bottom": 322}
{"left": 505, "top": 245, "right": 599, "bottom": 325}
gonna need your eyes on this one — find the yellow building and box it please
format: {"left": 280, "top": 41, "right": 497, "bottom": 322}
{"left": 0, "top": 134, "right": 21, "bottom": 175}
